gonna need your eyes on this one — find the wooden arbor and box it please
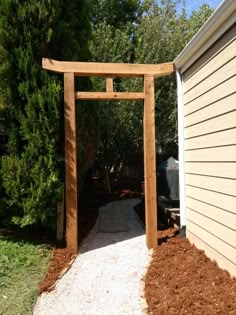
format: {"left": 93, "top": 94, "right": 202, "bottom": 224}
{"left": 42, "top": 59, "right": 174, "bottom": 254}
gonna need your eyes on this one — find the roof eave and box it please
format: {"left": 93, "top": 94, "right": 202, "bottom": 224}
{"left": 174, "top": 0, "right": 236, "bottom": 72}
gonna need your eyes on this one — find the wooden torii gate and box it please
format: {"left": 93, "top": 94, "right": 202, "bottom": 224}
{"left": 42, "top": 59, "right": 174, "bottom": 254}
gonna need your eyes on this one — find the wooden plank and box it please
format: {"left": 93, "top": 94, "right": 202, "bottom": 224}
{"left": 106, "top": 77, "right": 113, "bottom": 92}
{"left": 186, "top": 197, "right": 236, "bottom": 230}
{"left": 185, "top": 145, "right": 236, "bottom": 162}
{"left": 184, "top": 93, "right": 236, "bottom": 128}
{"left": 186, "top": 174, "right": 236, "bottom": 197}
{"left": 143, "top": 75, "right": 157, "bottom": 249}
{"left": 184, "top": 39, "right": 236, "bottom": 93}
{"left": 187, "top": 208, "right": 236, "bottom": 247}
{"left": 75, "top": 91, "right": 145, "bottom": 100}
{"left": 186, "top": 185, "right": 236, "bottom": 214}
{"left": 185, "top": 162, "right": 236, "bottom": 179}
{"left": 64, "top": 72, "right": 78, "bottom": 254}
{"left": 187, "top": 230, "right": 236, "bottom": 277}
{"left": 42, "top": 58, "right": 174, "bottom": 77}
{"left": 187, "top": 221, "right": 236, "bottom": 264}
{"left": 184, "top": 75, "right": 236, "bottom": 116}
{"left": 185, "top": 111, "right": 236, "bottom": 139}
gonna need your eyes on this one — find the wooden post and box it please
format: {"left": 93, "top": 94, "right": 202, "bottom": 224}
{"left": 64, "top": 72, "right": 78, "bottom": 254}
{"left": 106, "top": 77, "right": 113, "bottom": 92}
{"left": 143, "top": 75, "right": 157, "bottom": 249}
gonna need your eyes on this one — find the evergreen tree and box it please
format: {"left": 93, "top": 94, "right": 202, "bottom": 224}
{"left": 0, "top": 0, "right": 93, "bottom": 227}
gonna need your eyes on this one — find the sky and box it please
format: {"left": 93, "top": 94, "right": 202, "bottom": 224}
{"left": 182, "top": 0, "right": 223, "bottom": 14}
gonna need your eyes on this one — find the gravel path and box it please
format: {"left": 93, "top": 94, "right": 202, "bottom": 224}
{"left": 34, "top": 199, "right": 151, "bottom": 315}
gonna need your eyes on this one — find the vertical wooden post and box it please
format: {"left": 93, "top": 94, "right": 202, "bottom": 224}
{"left": 143, "top": 75, "right": 157, "bottom": 249}
{"left": 106, "top": 77, "right": 113, "bottom": 92}
{"left": 64, "top": 72, "right": 78, "bottom": 254}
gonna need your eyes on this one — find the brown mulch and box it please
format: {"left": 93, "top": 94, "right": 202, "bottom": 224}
{"left": 145, "top": 236, "right": 236, "bottom": 315}
{"left": 39, "top": 248, "right": 75, "bottom": 293}
{"left": 135, "top": 196, "right": 236, "bottom": 315}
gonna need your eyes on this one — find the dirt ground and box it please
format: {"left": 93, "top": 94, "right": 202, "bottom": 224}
{"left": 39, "top": 176, "right": 236, "bottom": 315}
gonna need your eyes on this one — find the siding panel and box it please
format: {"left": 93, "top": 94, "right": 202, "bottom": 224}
{"left": 187, "top": 230, "right": 236, "bottom": 277}
{"left": 184, "top": 58, "right": 236, "bottom": 104}
{"left": 186, "top": 197, "right": 236, "bottom": 230}
{"left": 184, "top": 38, "right": 236, "bottom": 93}
{"left": 182, "top": 23, "right": 236, "bottom": 277}
{"left": 187, "top": 221, "right": 236, "bottom": 264}
{"left": 187, "top": 208, "right": 236, "bottom": 247}
{"left": 185, "top": 162, "right": 236, "bottom": 179}
{"left": 184, "top": 93, "right": 236, "bottom": 127}
{"left": 185, "top": 128, "right": 236, "bottom": 150}
{"left": 186, "top": 185, "right": 236, "bottom": 214}
{"left": 185, "top": 145, "right": 236, "bottom": 162}
{"left": 185, "top": 174, "right": 236, "bottom": 196}
{"left": 184, "top": 75, "right": 236, "bottom": 116}
{"left": 185, "top": 110, "right": 236, "bottom": 138}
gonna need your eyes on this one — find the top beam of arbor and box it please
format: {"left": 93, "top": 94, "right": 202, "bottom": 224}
{"left": 42, "top": 58, "right": 174, "bottom": 77}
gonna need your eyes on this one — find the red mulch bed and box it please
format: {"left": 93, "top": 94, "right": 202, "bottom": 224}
{"left": 145, "top": 237, "right": 236, "bottom": 315}
{"left": 135, "top": 197, "right": 236, "bottom": 314}
{"left": 40, "top": 248, "right": 74, "bottom": 293}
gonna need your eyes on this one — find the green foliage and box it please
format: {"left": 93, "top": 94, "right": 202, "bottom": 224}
{"left": 0, "top": 237, "right": 52, "bottom": 315}
{"left": 91, "top": 0, "right": 140, "bottom": 29}
{"left": 0, "top": 0, "right": 94, "bottom": 227}
{"left": 188, "top": 4, "right": 214, "bottom": 37}
{"left": 89, "top": 0, "right": 214, "bottom": 174}
{"left": 0, "top": 0, "right": 215, "bottom": 225}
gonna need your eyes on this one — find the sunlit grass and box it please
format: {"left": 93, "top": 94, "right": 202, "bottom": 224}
{"left": 0, "top": 237, "right": 52, "bottom": 315}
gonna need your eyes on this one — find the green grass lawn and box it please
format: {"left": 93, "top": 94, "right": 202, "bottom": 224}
{"left": 0, "top": 236, "right": 52, "bottom": 315}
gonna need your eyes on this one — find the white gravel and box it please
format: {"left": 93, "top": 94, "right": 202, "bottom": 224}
{"left": 34, "top": 199, "right": 151, "bottom": 315}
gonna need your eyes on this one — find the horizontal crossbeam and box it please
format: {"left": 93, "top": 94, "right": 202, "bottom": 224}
{"left": 42, "top": 58, "right": 174, "bottom": 77}
{"left": 75, "top": 92, "right": 145, "bottom": 100}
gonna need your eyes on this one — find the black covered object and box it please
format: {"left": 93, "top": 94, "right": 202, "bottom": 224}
{"left": 158, "top": 157, "right": 179, "bottom": 201}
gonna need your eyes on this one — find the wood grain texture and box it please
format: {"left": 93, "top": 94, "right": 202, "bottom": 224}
{"left": 42, "top": 58, "right": 174, "bottom": 77}
{"left": 106, "top": 77, "right": 113, "bottom": 92}
{"left": 75, "top": 91, "right": 144, "bottom": 100}
{"left": 143, "top": 75, "right": 157, "bottom": 249}
{"left": 64, "top": 72, "right": 78, "bottom": 254}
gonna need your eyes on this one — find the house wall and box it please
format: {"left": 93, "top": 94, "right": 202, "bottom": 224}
{"left": 182, "top": 23, "right": 236, "bottom": 277}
